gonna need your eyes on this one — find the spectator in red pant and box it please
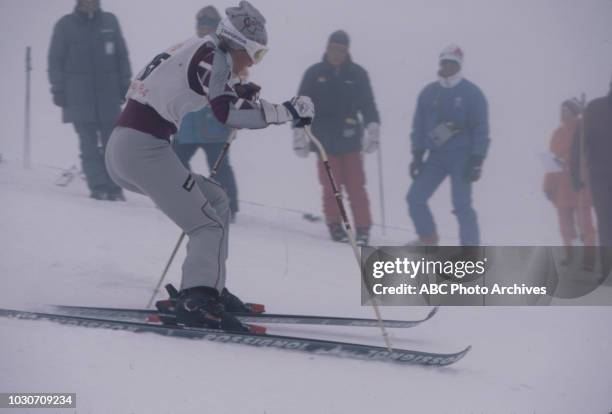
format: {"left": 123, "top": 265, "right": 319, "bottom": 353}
{"left": 292, "top": 30, "right": 380, "bottom": 246}
{"left": 543, "top": 99, "right": 596, "bottom": 269}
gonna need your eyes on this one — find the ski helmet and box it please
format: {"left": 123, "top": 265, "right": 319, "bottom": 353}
{"left": 217, "top": 1, "right": 268, "bottom": 64}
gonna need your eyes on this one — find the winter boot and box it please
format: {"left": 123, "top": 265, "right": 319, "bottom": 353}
{"left": 560, "top": 245, "right": 574, "bottom": 266}
{"left": 406, "top": 234, "right": 439, "bottom": 246}
{"left": 173, "top": 286, "right": 249, "bottom": 331}
{"left": 355, "top": 227, "right": 370, "bottom": 247}
{"left": 328, "top": 223, "right": 348, "bottom": 243}
{"left": 90, "top": 186, "right": 107, "bottom": 200}
{"left": 581, "top": 246, "right": 596, "bottom": 272}
{"left": 107, "top": 188, "right": 126, "bottom": 201}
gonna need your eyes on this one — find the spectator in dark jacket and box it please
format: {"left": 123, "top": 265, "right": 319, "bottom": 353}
{"left": 172, "top": 6, "right": 240, "bottom": 220}
{"left": 584, "top": 77, "right": 612, "bottom": 277}
{"left": 48, "top": 0, "right": 132, "bottom": 200}
{"left": 293, "top": 30, "right": 380, "bottom": 246}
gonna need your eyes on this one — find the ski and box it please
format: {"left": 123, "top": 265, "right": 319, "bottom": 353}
{"left": 0, "top": 308, "right": 469, "bottom": 366}
{"left": 49, "top": 304, "right": 439, "bottom": 329}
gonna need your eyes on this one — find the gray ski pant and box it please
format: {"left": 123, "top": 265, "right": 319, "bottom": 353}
{"left": 105, "top": 126, "right": 229, "bottom": 291}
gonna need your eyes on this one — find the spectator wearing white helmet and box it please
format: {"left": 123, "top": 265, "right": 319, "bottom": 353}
{"left": 407, "top": 44, "right": 490, "bottom": 246}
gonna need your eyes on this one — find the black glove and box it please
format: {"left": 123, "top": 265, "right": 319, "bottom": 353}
{"left": 52, "top": 92, "right": 65, "bottom": 108}
{"left": 409, "top": 150, "right": 425, "bottom": 180}
{"left": 465, "top": 155, "right": 484, "bottom": 182}
{"left": 234, "top": 82, "right": 261, "bottom": 101}
{"left": 282, "top": 96, "right": 314, "bottom": 127}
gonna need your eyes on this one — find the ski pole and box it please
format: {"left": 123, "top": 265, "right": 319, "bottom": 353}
{"left": 376, "top": 141, "right": 387, "bottom": 235}
{"left": 146, "top": 129, "right": 238, "bottom": 308}
{"left": 23, "top": 46, "right": 32, "bottom": 169}
{"left": 578, "top": 93, "right": 586, "bottom": 184}
{"left": 209, "top": 130, "right": 237, "bottom": 179}
{"left": 304, "top": 126, "right": 393, "bottom": 352}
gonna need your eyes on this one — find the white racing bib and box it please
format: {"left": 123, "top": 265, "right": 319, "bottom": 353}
{"left": 126, "top": 36, "right": 221, "bottom": 128}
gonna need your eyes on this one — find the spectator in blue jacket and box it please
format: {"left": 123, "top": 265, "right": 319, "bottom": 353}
{"left": 172, "top": 6, "right": 239, "bottom": 219}
{"left": 407, "top": 45, "right": 490, "bottom": 245}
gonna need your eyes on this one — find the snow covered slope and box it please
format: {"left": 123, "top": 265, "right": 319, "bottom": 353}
{"left": 1, "top": 0, "right": 611, "bottom": 412}
{"left": 1, "top": 161, "right": 611, "bottom": 413}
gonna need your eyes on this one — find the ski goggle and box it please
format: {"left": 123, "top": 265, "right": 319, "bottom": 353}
{"left": 217, "top": 18, "right": 269, "bottom": 64}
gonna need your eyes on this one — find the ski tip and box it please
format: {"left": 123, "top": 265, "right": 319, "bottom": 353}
{"left": 427, "top": 306, "right": 440, "bottom": 319}
{"left": 457, "top": 345, "right": 472, "bottom": 358}
{"left": 437, "top": 345, "right": 471, "bottom": 366}
{"left": 438, "top": 345, "right": 471, "bottom": 366}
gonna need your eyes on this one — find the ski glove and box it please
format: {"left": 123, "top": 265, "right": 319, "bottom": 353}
{"left": 409, "top": 150, "right": 425, "bottom": 179}
{"left": 465, "top": 155, "right": 484, "bottom": 182}
{"left": 362, "top": 122, "right": 380, "bottom": 153}
{"left": 284, "top": 96, "right": 315, "bottom": 127}
{"left": 235, "top": 82, "right": 261, "bottom": 101}
{"left": 260, "top": 96, "right": 314, "bottom": 127}
{"left": 293, "top": 128, "right": 310, "bottom": 158}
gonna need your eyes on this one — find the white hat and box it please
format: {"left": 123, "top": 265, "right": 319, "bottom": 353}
{"left": 439, "top": 44, "right": 464, "bottom": 66}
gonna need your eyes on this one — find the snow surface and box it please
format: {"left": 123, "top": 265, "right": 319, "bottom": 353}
{"left": 2, "top": 162, "right": 612, "bottom": 413}
{"left": 1, "top": 0, "right": 612, "bottom": 412}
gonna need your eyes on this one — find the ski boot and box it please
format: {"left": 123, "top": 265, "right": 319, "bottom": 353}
{"left": 153, "top": 284, "right": 264, "bottom": 330}
{"left": 170, "top": 286, "right": 249, "bottom": 331}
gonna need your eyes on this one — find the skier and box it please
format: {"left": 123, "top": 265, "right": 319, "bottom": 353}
{"left": 104, "top": 1, "right": 314, "bottom": 331}
{"left": 406, "top": 45, "right": 490, "bottom": 246}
